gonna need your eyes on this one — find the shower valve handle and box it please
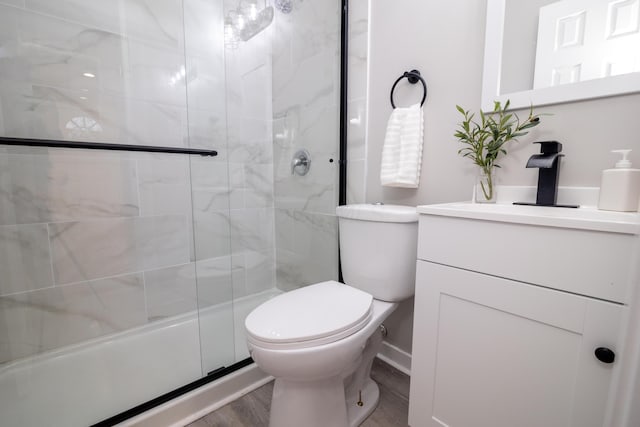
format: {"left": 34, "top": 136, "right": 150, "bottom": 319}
{"left": 291, "top": 149, "right": 311, "bottom": 176}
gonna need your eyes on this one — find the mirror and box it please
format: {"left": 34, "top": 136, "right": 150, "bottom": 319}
{"left": 482, "top": 0, "right": 640, "bottom": 111}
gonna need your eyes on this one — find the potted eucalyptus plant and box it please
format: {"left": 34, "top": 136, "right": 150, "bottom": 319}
{"left": 454, "top": 100, "right": 541, "bottom": 203}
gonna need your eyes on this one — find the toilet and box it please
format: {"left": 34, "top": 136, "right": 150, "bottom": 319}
{"left": 245, "top": 204, "right": 418, "bottom": 427}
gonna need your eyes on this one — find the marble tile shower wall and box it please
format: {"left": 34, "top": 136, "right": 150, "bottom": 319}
{"left": 0, "top": 0, "right": 236, "bottom": 365}
{"left": 0, "top": 0, "right": 226, "bottom": 148}
{"left": 271, "top": 0, "right": 341, "bottom": 291}
{"left": 0, "top": 151, "right": 213, "bottom": 365}
{"left": 346, "top": 0, "right": 369, "bottom": 205}
{"left": 222, "top": 0, "right": 277, "bottom": 302}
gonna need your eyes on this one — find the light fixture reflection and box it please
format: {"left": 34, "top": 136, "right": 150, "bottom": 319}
{"left": 239, "top": 6, "right": 273, "bottom": 41}
{"left": 169, "top": 65, "right": 196, "bottom": 87}
{"left": 65, "top": 116, "right": 103, "bottom": 138}
{"left": 224, "top": 0, "right": 275, "bottom": 49}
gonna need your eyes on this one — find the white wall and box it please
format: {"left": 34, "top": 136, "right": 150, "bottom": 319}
{"left": 365, "top": 0, "right": 640, "bottom": 354}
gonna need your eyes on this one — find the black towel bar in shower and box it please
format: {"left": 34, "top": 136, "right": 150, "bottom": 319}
{"left": 390, "top": 69, "right": 427, "bottom": 108}
{"left": 0, "top": 136, "right": 218, "bottom": 156}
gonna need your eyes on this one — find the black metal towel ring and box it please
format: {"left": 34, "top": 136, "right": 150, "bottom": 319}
{"left": 390, "top": 69, "right": 427, "bottom": 108}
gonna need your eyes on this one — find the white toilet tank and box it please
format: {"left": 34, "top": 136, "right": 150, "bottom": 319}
{"left": 336, "top": 204, "right": 418, "bottom": 302}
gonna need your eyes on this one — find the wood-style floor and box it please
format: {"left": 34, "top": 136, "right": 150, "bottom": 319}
{"left": 187, "top": 358, "right": 410, "bottom": 427}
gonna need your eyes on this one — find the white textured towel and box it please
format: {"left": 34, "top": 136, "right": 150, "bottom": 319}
{"left": 380, "top": 103, "right": 424, "bottom": 188}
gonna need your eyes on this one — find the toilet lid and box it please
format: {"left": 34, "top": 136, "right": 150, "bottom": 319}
{"left": 245, "top": 281, "right": 373, "bottom": 348}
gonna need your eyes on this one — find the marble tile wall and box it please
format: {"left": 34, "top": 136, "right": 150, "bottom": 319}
{"left": 346, "top": 0, "right": 369, "bottom": 205}
{"left": 0, "top": 0, "right": 236, "bottom": 365}
{"left": 0, "top": 0, "right": 345, "bottom": 367}
{"left": 0, "top": 274, "right": 147, "bottom": 364}
{"left": 274, "top": 209, "right": 338, "bottom": 292}
{"left": 219, "top": 0, "right": 277, "bottom": 305}
{"left": 184, "top": 0, "right": 228, "bottom": 150}
{"left": 0, "top": 2, "right": 188, "bottom": 146}
{"left": 0, "top": 149, "right": 236, "bottom": 364}
{"left": 0, "top": 0, "right": 224, "bottom": 151}
{"left": 271, "top": 0, "right": 341, "bottom": 290}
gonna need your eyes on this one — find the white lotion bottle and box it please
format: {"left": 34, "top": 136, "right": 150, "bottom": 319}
{"left": 598, "top": 149, "right": 640, "bottom": 212}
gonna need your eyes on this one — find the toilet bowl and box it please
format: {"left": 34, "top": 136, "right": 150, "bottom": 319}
{"left": 245, "top": 204, "right": 418, "bottom": 427}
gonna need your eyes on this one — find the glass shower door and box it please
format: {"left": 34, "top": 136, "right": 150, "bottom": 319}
{"left": 0, "top": 0, "right": 235, "bottom": 425}
{"left": 196, "top": 0, "right": 343, "bottom": 369}
{"left": 0, "top": 0, "right": 344, "bottom": 424}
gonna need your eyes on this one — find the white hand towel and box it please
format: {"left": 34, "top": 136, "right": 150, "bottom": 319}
{"left": 380, "top": 103, "right": 424, "bottom": 188}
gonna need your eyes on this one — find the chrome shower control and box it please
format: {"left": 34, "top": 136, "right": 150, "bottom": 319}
{"left": 291, "top": 149, "right": 311, "bottom": 176}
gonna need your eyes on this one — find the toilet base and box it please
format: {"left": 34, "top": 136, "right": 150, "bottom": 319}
{"left": 269, "top": 375, "right": 348, "bottom": 427}
{"left": 268, "top": 376, "right": 380, "bottom": 427}
{"left": 346, "top": 378, "right": 380, "bottom": 427}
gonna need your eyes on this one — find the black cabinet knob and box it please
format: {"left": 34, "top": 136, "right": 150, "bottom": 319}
{"left": 595, "top": 347, "right": 615, "bottom": 364}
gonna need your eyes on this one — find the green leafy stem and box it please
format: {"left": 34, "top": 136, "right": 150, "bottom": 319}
{"left": 454, "top": 100, "right": 541, "bottom": 200}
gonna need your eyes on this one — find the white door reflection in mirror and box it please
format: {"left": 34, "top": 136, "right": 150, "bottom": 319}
{"left": 482, "top": 0, "right": 640, "bottom": 110}
{"left": 534, "top": 0, "right": 640, "bottom": 89}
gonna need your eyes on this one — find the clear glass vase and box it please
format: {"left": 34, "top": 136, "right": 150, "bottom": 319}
{"left": 475, "top": 167, "right": 496, "bottom": 203}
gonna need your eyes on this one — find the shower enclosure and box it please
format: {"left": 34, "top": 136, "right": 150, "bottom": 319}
{"left": 0, "top": 0, "right": 342, "bottom": 425}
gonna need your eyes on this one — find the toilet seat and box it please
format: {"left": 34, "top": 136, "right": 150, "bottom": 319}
{"left": 245, "top": 281, "right": 373, "bottom": 350}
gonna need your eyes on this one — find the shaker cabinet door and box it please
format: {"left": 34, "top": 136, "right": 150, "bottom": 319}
{"left": 408, "top": 261, "right": 623, "bottom": 427}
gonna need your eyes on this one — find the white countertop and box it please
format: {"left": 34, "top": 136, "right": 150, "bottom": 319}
{"left": 417, "top": 202, "right": 640, "bottom": 235}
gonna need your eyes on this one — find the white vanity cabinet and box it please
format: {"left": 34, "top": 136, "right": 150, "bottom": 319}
{"left": 408, "top": 203, "right": 640, "bottom": 427}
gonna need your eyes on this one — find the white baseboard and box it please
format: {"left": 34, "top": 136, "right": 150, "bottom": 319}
{"left": 119, "top": 364, "right": 272, "bottom": 427}
{"left": 377, "top": 341, "right": 412, "bottom": 376}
